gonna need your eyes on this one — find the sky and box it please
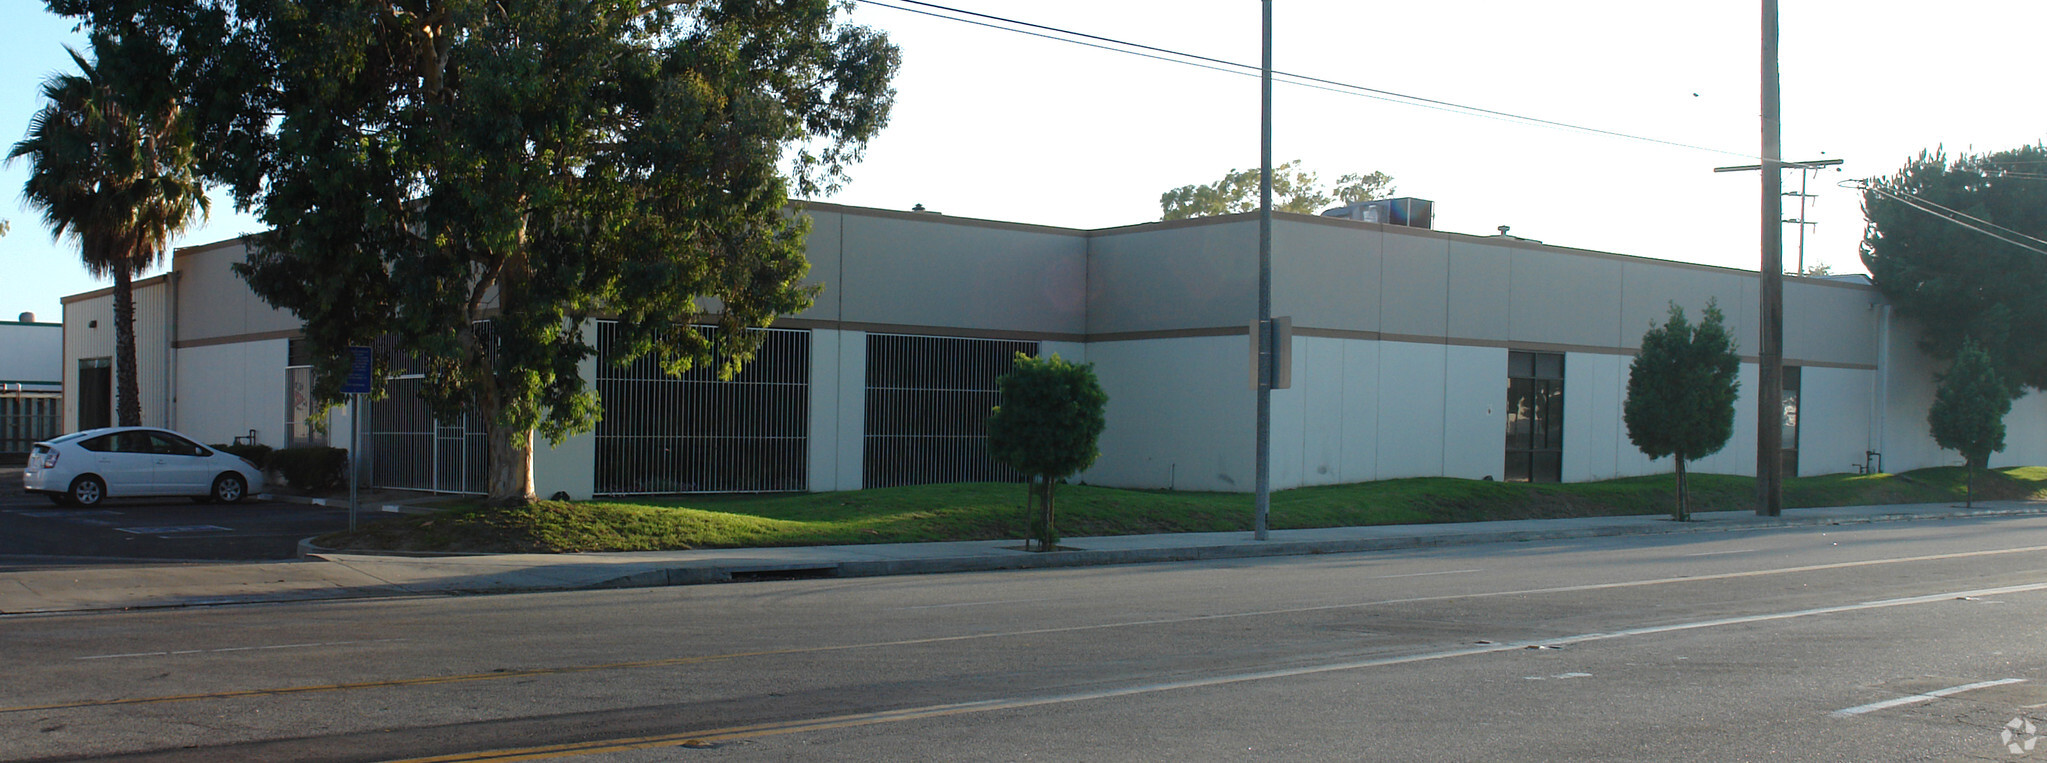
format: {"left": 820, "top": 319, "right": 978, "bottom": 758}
{"left": 3, "top": 1, "right": 2044, "bottom": 324}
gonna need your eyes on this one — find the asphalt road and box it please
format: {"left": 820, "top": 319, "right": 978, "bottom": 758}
{"left": 6, "top": 516, "right": 2047, "bottom": 761}
{"left": 0, "top": 488, "right": 350, "bottom": 565}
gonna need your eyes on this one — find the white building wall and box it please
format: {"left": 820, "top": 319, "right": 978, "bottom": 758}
{"left": 804, "top": 329, "right": 866, "bottom": 492}
{"left": 1443, "top": 345, "right": 1507, "bottom": 481}
{"left": 1337, "top": 339, "right": 1382, "bottom": 483}
{"left": 1085, "top": 335, "right": 1250, "bottom": 491}
{"left": 533, "top": 321, "right": 598, "bottom": 500}
{"left": 0, "top": 321, "right": 63, "bottom": 391}
{"left": 1286, "top": 335, "right": 1345, "bottom": 487}
{"left": 1563, "top": 352, "right": 1630, "bottom": 482}
{"left": 174, "top": 339, "right": 288, "bottom": 446}
{"left": 1270, "top": 338, "right": 1496, "bottom": 489}
{"left": 834, "top": 330, "right": 868, "bottom": 490}
{"left": 1998, "top": 393, "right": 2047, "bottom": 468}
{"left": 1692, "top": 364, "right": 1762, "bottom": 477}
{"left": 1799, "top": 367, "right": 1876, "bottom": 477}
{"left": 1374, "top": 342, "right": 1447, "bottom": 480}
{"left": 1877, "top": 326, "right": 1952, "bottom": 473}
{"left": 61, "top": 278, "right": 172, "bottom": 431}
{"left": 1039, "top": 341, "right": 1086, "bottom": 365}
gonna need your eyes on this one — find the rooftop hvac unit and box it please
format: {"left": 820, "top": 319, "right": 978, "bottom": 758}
{"left": 1320, "top": 197, "right": 1434, "bottom": 229}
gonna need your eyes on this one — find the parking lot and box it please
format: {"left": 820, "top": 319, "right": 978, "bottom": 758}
{"left": 0, "top": 487, "right": 353, "bottom": 566}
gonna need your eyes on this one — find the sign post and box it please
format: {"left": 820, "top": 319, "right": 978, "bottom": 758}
{"left": 342, "top": 347, "right": 374, "bottom": 531}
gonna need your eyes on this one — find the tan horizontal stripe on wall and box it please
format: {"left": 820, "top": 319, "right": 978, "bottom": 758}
{"left": 1084, "top": 326, "right": 1249, "bottom": 343}
{"left": 172, "top": 329, "right": 301, "bottom": 349}
{"left": 1093, "top": 324, "right": 1876, "bottom": 371}
{"left": 776, "top": 318, "right": 1087, "bottom": 344}
{"left": 157, "top": 318, "right": 1877, "bottom": 371}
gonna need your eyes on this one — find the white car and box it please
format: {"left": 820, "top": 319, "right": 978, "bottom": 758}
{"left": 22, "top": 427, "right": 266, "bottom": 507}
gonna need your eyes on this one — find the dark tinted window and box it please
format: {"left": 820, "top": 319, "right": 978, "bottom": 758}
{"left": 78, "top": 434, "right": 116, "bottom": 453}
{"left": 114, "top": 432, "right": 156, "bottom": 453}
{"left": 148, "top": 432, "right": 207, "bottom": 456}
{"left": 1506, "top": 351, "right": 1565, "bottom": 483}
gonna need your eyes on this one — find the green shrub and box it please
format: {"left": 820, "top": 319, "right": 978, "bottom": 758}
{"left": 212, "top": 443, "right": 274, "bottom": 468}
{"left": 269, "top": 446, "right": 350, "bottom": 492}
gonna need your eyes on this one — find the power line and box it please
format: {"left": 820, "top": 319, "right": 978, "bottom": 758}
{"left": 856, "top": 0, "right": 1756, "bottom": 160}
{"left": 1848, "top": 179, "right": 2047, "bottom": 258}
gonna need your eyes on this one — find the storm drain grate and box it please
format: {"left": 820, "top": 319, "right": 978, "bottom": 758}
{"left": 727, "top": 567, "right": 838, "bottom": 582}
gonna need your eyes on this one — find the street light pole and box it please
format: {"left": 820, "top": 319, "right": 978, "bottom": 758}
{"left": 1254, "top": 0, "right": 1273, "bottom": 541}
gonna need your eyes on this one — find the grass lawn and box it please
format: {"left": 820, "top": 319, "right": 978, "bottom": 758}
{"left": 313, "top": 466, "right": 2047, "bottom": 554}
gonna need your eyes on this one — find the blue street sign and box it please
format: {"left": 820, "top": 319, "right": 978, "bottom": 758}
{"left": 342, "top": 346, "right": 374, "bottom": 394}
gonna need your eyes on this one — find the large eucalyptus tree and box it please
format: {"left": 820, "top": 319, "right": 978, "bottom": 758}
{"left": 50, "top": 0, "right": 899, "bottom": 505}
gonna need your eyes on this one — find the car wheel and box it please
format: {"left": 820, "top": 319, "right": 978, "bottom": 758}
{"left": 212, "top": 473, "right": 248, "bottom": 504}
{"left": 69, "top": 476, "right": 106, "bottom": 507}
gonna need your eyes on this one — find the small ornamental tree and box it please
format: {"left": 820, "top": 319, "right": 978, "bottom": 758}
{"left": 987, "top": 354, "right": 1108, "bottom": 552}
{"left": 1928, "top": 340, "right": 2013, "bottom": 507}
{"left": 1624, "top": 302, "right": 1741, "bottom": 521}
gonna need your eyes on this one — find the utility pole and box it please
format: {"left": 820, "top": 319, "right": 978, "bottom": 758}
{"left": 1716, "top": 158, "right": 1843, "bottom": 276}
{"left": 1253, "top": 0, "right": 1273, "bottom": 541}
{"left": 1757, "top": 0, "right": 1784, "bottom": 517}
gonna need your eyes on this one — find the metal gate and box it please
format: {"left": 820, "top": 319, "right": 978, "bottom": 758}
{"left": 593, "top": 322, "right": 809, "bottom": 495}
{"left": 0, "top": 392, "right": 60, "bottom": 456}
{"left": 368, "top": 376, "right": 488, "bottom": 494}
{"left": 863, "top": 333, "right": 1037, "bottom": 488}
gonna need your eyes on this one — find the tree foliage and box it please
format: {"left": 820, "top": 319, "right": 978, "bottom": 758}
{"left": 1159, "top": 160, "right": 1394, "bottom": 220}
{"left": 50, "top": 0, "right": 900, "bottom": 504}
{"left": 1862, "top": 144, "right": 2047, "bottom": 391}
{"left": 987, "top": 353, "right": 1108, "bottom": 552}
{"left": 1928, "top": 340, "right": 2011, "bottom": 506}
{"left": 1624, "top": 302, "right": 1740, "bottom": 521}
{"left": 9, "top": 38, "right": 208, "bottom": 427}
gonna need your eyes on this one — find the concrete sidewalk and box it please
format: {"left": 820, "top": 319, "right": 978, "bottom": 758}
{"left": 5, "top": 500, "right": 2047, "bottom": 615}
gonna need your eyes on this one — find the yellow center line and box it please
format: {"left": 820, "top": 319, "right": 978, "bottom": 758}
{"left": 9, "top": 541, "right": 2047, "bottom": 716}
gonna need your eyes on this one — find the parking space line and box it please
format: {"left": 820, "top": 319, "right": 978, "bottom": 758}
{"left": 114, "top": 525, "right": 235, "bottom": 535}
{"left": 1830, "top": 678, "right": 2027, "bottom": 717}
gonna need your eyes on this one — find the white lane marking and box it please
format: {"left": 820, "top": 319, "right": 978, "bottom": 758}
{"left": 394, "top": 582, "right": 2047, "bottom": 760}
{"left": 892, "top": 597, "right": 1056, "bottom": 611}
{"left": 941, "top": 583, "right": 2047, "bottom": 722}
{"left": 1682, "top": 549, "right": 1758, "bottom": 557}
{"left": 825, "top": 544, "right": 2047, "bottom": 651}
{"left": 1523, "top": 672, "right": 1594, "bottom": 681}
{"left": 77, "top": 638, "right": 408, "bottom": 661}
{"left": 1371, "top": 569, "right": 1484, "bottom": 579}
{"left": 1830, "top": 678, "right": 2028, "bottom": 718}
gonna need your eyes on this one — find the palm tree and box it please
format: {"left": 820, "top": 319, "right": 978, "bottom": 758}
{"left": 9, "top": 42, "right": 208, "bottom": 428}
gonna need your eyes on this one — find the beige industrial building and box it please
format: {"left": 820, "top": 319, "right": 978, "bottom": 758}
{"left": 55, "top": 201, "right": 2034, "bottom": 498}
{"left": 1, "top": 313, "right": 63, "bottom": 456}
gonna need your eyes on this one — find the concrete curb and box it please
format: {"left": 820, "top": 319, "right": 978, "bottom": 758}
{"left": 567, "top": 503, "right": 2047, "bottom": 590}
{"left": 11, "top": 501, "right": 2033, "bottom": 616}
